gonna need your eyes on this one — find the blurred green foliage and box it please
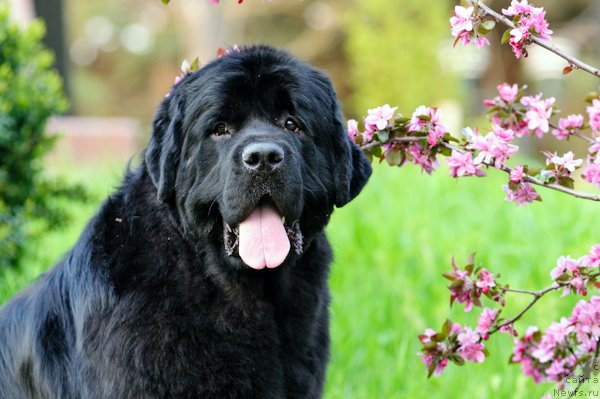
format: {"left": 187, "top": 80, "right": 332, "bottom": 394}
{"left": 0, "top": 7, "right": 86, "bottom": 269}
{"left": 344, "top": 0, "right": 458, "bottom": 117}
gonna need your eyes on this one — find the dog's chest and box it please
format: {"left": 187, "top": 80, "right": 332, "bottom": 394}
{"left": 90, "top": 272, "right": 328, "bottom": 398}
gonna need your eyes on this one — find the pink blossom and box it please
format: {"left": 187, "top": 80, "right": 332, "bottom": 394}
{"left": 474, "top": 36, "right": 490, "bottom": 49}
{"left": 503, "top": 182, "right": 540, "bottom": 207}
{"left": 502, "top": 0, "right": 534, "bottom": 17}
{"left": 582, "top": 158, "right": 600, "bottom": 188}
{"left": 508, "top": 27, "right": 530, "bottom": 59}
{"left": 445, "top": 150, "right": 485, "bottom": 178}
{"left": 510, "top": 165, "right": 525, "bottom": 183}
{"left": 553, "top": 114, "right": 584, "bottom": 140}
{"left": 457, "top": 327, "right": 486, "bottom": 363}
{"left": 418, "top": 328, "right": 438, "bottom": 344}
{"left": 476, "top": 307, "right": 499, "bottom": 340}
{"left": 525, "top": 8, "right": 553, "bottom": 40}
{"left": 550, "top": 256, "right": 580, "bottom": 279}
{"left": 467, "top": 128, "right": 518, "bottom": 168}
{"left": 492, "top": 123, "right": 516, "bottom": 142}
{"left": 587, "top": 98, "right": 600, "bottom": 134}
{"left": 408, "top": 143, "right": 438, "bottom": 175}
{"left": 546, "top": 151, "right": 583, "bottom": 174}
{"left": 502, "top": 1, "right": 553, "bottom": 58}
{"left": 589, "top": 138, "right": 600, "bottom": 156}
{"left": 427, "top": 125, "right": 446, "bottom": 149}
{"left": 450, "top": 6, "right": 474, "bottom": 37}
{"left": 476, "top": 269, "right": 496, "bottom": 294}
{"left": 502, "top": 1, "right": 553, "bottom": 39}
{"left": 521, "top": 94, "right": 555, "bottom": 137}
{"left": 570, "top": 297, "right": 600, "bottom": 350}
{"left": 364, "top": 104, "right": 398, "bottom": 133}
{"left": 407, "top": 106, "right": 442, "bottom": 133}
{"left": 347, "top": 119, "right": 360, "bottom": 140}
{"left": 420, "top": 354, "right": 448, "bottom": 377}
{"left": 524, "top": 326, "right": 539, "bottom": 341}
{"left": 497, "top": 83, "right": 519, "bottom": 103}
{"left": 545, "top": 358, "right": 569, "bottom": 382}
{"left": 500, "top": 324, "right": 518, "bottom": 336}
{"left": 584, "top": 244, "right": 600, "bottom": 268}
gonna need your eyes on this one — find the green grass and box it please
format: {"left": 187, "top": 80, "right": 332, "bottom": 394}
{"left": 2, "top": 161, "right": 599, "bottom": 398}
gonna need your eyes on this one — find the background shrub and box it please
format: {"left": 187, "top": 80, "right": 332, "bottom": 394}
{"left": 0, "top": 7, "right": 86, "bottom": 270}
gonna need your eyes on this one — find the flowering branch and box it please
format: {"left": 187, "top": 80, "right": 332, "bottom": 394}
{"left": 489, "top": 283, "right": 560, "bottom": 335}
{"left": 476, "top": 1, "right": 600, "bottom": 78}
{"left": 350, "top": 84, "right": 600, "bottom": 208}
{"left": 420, "top": 247, "right": 600, "bottom": 389}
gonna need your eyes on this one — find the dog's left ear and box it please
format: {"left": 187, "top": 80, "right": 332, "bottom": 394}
{"left": 145, "top": 94, "right": 184, "bottom": 203}
{"left": 332, "top": 116, "right": 372, "bottom": 208}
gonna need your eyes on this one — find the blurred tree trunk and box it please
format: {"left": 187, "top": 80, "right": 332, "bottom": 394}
{"left": 33, "top": 0, "right": 70, "bottom": 102}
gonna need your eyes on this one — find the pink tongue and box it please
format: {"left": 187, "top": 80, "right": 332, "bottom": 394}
{"left": 238, "top": 204, "right": 290, "bottom": 269}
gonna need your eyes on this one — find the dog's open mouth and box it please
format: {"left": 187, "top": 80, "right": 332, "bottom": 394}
{"left": 224, "top": 200, "right": 303, "bottom": 270}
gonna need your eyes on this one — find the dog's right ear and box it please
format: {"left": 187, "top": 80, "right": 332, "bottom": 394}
{"left": 145, "top": 94, "right": 184, "bottom": 203}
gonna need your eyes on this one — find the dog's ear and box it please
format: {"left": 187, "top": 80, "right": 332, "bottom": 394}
{"left": 332, "top": 116, "right": 372, "bottom": 207}
{"left": 145, "top": 94, "right": 184, "bottom": 203}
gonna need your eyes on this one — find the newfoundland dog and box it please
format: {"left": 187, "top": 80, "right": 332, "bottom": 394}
{"left": 0, "top": 45, "right": 371, "bottom": 398}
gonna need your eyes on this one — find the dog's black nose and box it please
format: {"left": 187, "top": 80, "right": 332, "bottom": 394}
{"left": 242, "top": 142, "right": 284, "bottom": 173}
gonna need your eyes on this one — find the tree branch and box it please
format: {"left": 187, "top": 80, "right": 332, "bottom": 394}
{"left": 476, "top": 1, "right": 600, "bottom": 79}
{"left": 489, "top": 283, "right": 560, "bottom": 335}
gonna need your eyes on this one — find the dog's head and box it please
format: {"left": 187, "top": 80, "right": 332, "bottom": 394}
{"left": 145, "top": 45, "right": 371, "bottom": 270}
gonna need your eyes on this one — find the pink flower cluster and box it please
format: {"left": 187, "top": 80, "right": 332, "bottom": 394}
{"left": 502, "top": 181, "right": 540, "bottom": 207}
{"left": 485, "top": 84, "right": 556, "bottom": 139}
{"left": 502, "top": 0, "right": 553, "bottom": 59}
{"left": 512, "top": 322, "right": 577, "bottom": 384}
{"left": 541, "top": 151, "right": 583, "bottom": 182}
{"left": 503, "top": 164, "right": 540, "bottom": 207}
{"left": 443, "top": 256, "right": 503, "bottom": 312}
{"left": 445, "top": 150, "right": 485, "bottom": 178}
{"left": 347, "top": 104, "right": 399, "bottom": 144}
{"left": 419, "top": 320, "right": 487, "bottom": 378}
{"left": 553, "top": 114, "right": 584, "bottom": 140}
{"left": 512, "top": 294, "right": 600, "bottom": 386}
{"left": 588, "top": 99, "right": 600, "bottom": 134}
{"left": 520, "top": 94, "right": 556, "bottom": 138}
{"left": 449, "top": 5, "right": 490, "bottom": 49}
{"left": 466, "top": 124, "right": 519, "bottom": 168}
{"left": 550, "top": 245, "right": 600, "bottom": 296}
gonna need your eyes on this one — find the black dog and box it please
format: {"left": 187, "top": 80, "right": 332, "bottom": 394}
{"left": 0, "top": 45, "right": 371, "bottom": 398}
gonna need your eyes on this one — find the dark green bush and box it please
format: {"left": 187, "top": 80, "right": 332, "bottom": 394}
{"left": 0, "top": 7, "right": 86, "bottom": 269}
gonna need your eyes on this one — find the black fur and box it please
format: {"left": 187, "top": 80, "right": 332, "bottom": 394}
{"left": 0, "top": 45, "right": 371, "bottom": 398}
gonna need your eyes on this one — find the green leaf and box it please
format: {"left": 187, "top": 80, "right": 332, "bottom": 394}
{"left": 161, "top": 0, "right": 170, "bottom": 4}
{"left": 558, "top": 176, "right": 575, "bottom": 190}
{"left": 449, "top": 279, "right": 465, "bottom": 290}
{"left": 431, "top": 333, "right": 446, "bottom": 342}
{"left": 377, "top": 130, "right": 389, "bottom": 143}
{"left": 441, "top": 319, "right": 452, "bottom": 336}
{"left": 385, "top": 150, "right": 402, "bottom": 166}
{"left": 481, "top": 20, "right": 496, "bottom": 31}
{"left": 439, "top": 146, "right": 451, "bottom": 157}
{"left": 442, "top": 272, "right": 457, "bottom": 281}
{"left": 501, "top": 29, "right": 511, "bottom": 45}
{"left": 427, "top": 361, "right": 436, "bottom": 379}
{"left": 451, "top": 355, "right": 465, "bottom": 366}
{"left": 585, "top": 92, "right": 600, "bottom": 104}
{"left": 371, "top": 145, "right": 382, "bottom": 159}
{"left": 190, "top": 56, "right": 200, "bottom": 71}
{"left": 525, "top": 166, "right": 541, "bottom": 177}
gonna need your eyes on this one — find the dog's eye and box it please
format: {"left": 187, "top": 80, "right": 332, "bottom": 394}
{"left": 212, "top": 122, "right": 230, "bottom": 136}
{"left": 284, "top": 117, "right": 301, "bottom": 133}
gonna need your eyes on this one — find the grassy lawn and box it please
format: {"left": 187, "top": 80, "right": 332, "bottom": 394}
{"left": 1, "top": 160, "right": 599, "bottom": 398}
